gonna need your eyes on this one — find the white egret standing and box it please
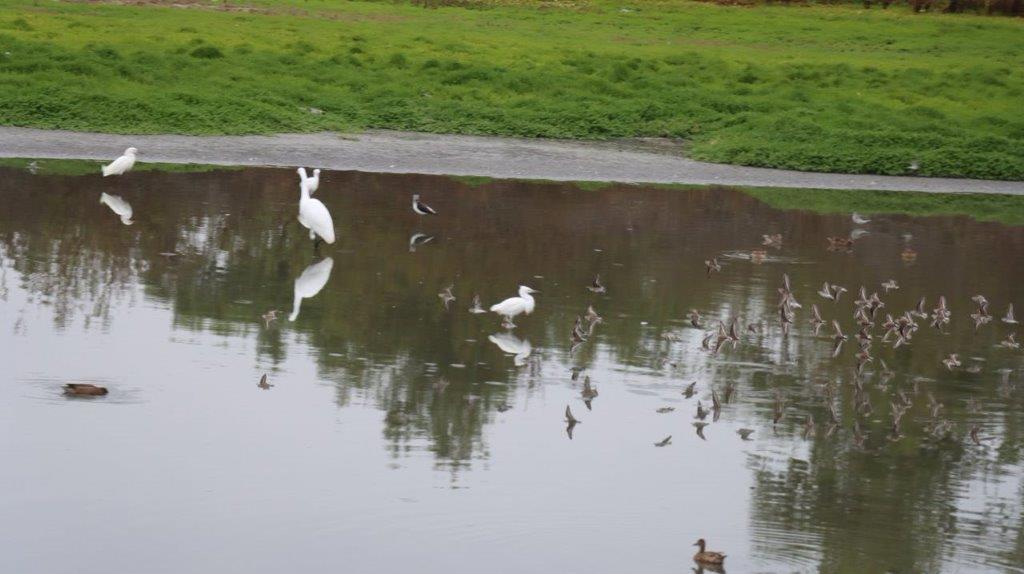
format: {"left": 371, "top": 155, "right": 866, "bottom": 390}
{"left": 101, "top": 147, "right": 137, "bottom": 177}
{"left": 99, "top": 192, "right": 134, "bottom": 225}
{"left": 297, "top": 167, "right": 321, "bottom": 195}
{"left": 489, "top": 285, "right": 538, "bottom": 329}
{"left": 488, "top": 332, "right": 532, "bottom": 367}
{"left": 298, "top": 182, "right": 335, "bottom": 248}
{"left": 289, "top": 257, "right": 334, "bottom": 322}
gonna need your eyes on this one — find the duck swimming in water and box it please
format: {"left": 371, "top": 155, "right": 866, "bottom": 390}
{"left": 693, "top": 539, "right": 726, "bottom": 565}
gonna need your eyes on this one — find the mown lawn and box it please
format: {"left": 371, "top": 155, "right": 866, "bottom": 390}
{"left": 0, "top": 0, "right": 1021, "bottom": 179}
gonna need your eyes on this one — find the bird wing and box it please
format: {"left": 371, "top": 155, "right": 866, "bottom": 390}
{"left": 299, "top": 198, "right": 335, "bottom": 243}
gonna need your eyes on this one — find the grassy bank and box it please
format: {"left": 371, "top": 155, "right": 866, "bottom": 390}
{"left": 0, "top": 1, "right": 1021, "bottom": 180}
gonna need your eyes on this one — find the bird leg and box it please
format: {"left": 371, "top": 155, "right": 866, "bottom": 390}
{"left": 502, "top": 316, "right": 516, "bottom": 330}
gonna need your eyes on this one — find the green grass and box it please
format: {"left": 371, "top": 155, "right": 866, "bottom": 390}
{"left": 0, "top": 157, "right": 235, "bottom": 175}
{"left": 0, "top": 0, "right": 1022, "bottom": 180}
{"left": 741, "top": 186, "right": 1024, "bottom": 225}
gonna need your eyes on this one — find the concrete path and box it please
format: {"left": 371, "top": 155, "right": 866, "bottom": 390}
{"left": 1, "top": 127, "right": 1021, "bottom": 194}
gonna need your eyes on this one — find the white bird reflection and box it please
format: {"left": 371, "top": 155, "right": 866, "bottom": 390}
{"left": 289, "top": 257, "right": 334, "bottom": 322}
{"left": 408, "top": 232, "right": 434, "bottom": 252}
{"left": 488, "top": 332, "right": 532, "bottom": 367}
{"left": 99, "top": 192, "right": 134, "bottom": 225}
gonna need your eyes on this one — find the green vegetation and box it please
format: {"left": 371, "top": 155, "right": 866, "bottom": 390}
{"left": 0, "top": 0, "right": 1022, "bottom": 180}
{"left": 0, "top": 157, "right": 234, "bottom": 176}
{"left": 741, "top": 186, "right": 1024, "bottom": 225}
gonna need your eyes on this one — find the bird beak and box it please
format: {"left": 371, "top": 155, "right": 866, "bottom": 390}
{"left": 531, "top": 289, "right": 540, "bottom": 294}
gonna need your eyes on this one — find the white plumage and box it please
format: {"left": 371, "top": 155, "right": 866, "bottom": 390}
{"left": 99, "top": 192, "right": 134, "bottom": 225}
{"left": 297, "top": 167, "right": 321, "bottom": 195}
{"left": 851, "top": 212, "right": 871, "bottom": 225}
{"left": 490, "top": 285, "right": 538, "bottom": 328}
{"left": 289, "top": 257, "right": 334, "bottom": 322}
{"left": 101, "top": 147, "right": 137, "bottom": 177}
{"left": 297, "top": 182, "right": 335, "bottom": 245}
{"left": 488, "top": 332, "right": 532, "bottom": 366}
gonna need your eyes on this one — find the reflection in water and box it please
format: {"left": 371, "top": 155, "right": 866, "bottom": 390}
{"left": 488, "top": 331, "right": 532, "bottom": 367}
{"left": 408, "top": 232, "right": 434, "bottom": 252}
{"left": 99, "top": 192, "right": 134, "bottom": 225}
{"left": 288, "top": 257, "right": 334, "bottom": 322}
{"left": 2, "top": 166, "right": 1024, "bottom": 573}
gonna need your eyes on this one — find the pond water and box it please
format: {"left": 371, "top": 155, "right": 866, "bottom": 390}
{"left": 2, "top": 165, "right": 1023, "bottom": 573}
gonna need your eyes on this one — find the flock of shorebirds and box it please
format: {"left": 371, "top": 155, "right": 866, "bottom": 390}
{"left": 61, "top": 153, "right": 1021, "bottom": 568}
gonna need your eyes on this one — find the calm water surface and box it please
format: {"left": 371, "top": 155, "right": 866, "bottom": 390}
{"left": 2, "top": 167, "right": 1023, "bottom": 573}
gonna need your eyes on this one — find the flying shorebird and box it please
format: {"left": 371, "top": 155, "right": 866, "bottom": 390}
{"left": 101, "top": 147, "right": 137, "bottom": 176}
{"left": 656, "top": 406, "right": 675, "bottom": 414}
{"left": 1000, "top": 332, "right": 1020, "bottom": 349}
{"left": 942, "top": 353, "right": 961, "bottom": 370}
{"left": 737, "top": 428, "right": 755, "bottom": 440}
{"left": 257, "top": 374, "right": 273, "bottom": 390}
{"left": 438, "top": 284, "right": 455, "bottom": 309}
{"left": 809, "top": 304, "right": 825, "bottom": 329}
{"left": 585, "top": 305, "right": 602, "bottom": 324}
{"left": 1002, "top": 303, "right": 1017, "bottom": 324}
{"left": 586, "top": 274, "right": 606, "bottom": 294}
{"left": 831, "top": 320, "right": 847, "bottom": 357}
{"left": 411, "top": 194, "right": 437, "bottom": 215}
{"left": 762, "top": 233, "right": 783, "bottom": 248}
{"left": 851, "top": 212, "right": 871, "bottom": 225}
{"left": 469, "top": 294, "right": 486, "bottom": 314}
{"left": 696, "top": 401, "right": 708, "bottom": 420}
{"left": 881, "top": 279, "right": 899, "bottom": 293}
{"left": 654, "top": 435, "right": 672, "bottom": 447}
{"left": 705, "top": 257, "right": 721, "bottom": 278}
{"left": 683, "top": 381, "right": 696, "bottom": 399}
{"left": 489, "top": 285, "right": 538, "bottom": 329}
{"left": 693, "top": 422, "right": 709, "bottom": 440}
{"left": 297, "top": 167, "right": 321, "bottom": 195}
{"left": 261, "top": 309, "right": 279, "bottom": 327}
{"left": 689, "top": 309, "right": 702, "bottom": 328}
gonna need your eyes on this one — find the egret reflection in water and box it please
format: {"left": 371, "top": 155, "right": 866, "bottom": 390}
{"left": 289, "top": 257, "right": 334, "bottom": 322}
{"left": 99, "top": 192, "right": 133, "bottom": 225}
{"left": 488, "top": 331, "right": 532, "bottom": 366}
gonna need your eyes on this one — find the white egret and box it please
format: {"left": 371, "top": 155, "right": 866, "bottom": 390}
{"left": 99, "top": 192, "right": 134, "bottom": 225}
{"left": 488, "top": 332, "right": 532, "bottom": 366}
{"left": 851, "top": 212, "right": 871, "bottom": 225}
{"left": 101, "top": 147, "right": 137, "bottom": 177}
{"left": 297, "top": 182, "right": 335, "bottom": 247}
{"left": 297, "top": 167, "right": 321, "bottom": 195}
{"left": 289, "top": 257, "right": 334, "bottom": 322}
{"left": 411, "top": 194, "right": 437, "bottom": 215}
{"left": 489, "top": 285, "right": 538, "bottom": 329}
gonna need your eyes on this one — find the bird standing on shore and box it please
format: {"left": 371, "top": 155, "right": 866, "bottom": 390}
{"left": 412, "top": 194, "right": 437, "bottom": 215}
{"left": 102, "top": 147, "right": 137, "bottom": 176}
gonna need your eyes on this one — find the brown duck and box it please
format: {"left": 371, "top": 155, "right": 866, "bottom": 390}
{"left": 693, "top": 538, "right": 726, "bottom": 565}
{"left": 63, "top": 383, "right": 108, "bottom": 396}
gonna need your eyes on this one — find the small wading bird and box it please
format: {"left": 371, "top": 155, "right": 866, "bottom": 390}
{"left": 297, "top": 182, "right": 335, "bottom": 249}
{"left": 261, "top": 309, "right": 279, "bottom": 327}
{"left": 99, "top": 193, "right": 134, "bottom": 226}
{"left": 737, "top": 428, "right": 755, "bottom": 441}
{"left": 469, "top": 294, "right": 486, "bottom": 314}
{"left": 689, "top": 309, "right": 702, "bottom": 328}
{"left": 683, "top": 381, "right": 696, "bottom": 399}
{"left": 297, "top": 167, "right": 320, "bottom": 195}
{"left": 257, "top": 374, "right": 273, "bottom": 390}
{"left": 1003, "top": 303, "right": 1017, "bottom": 324}
{"left": 587, "top": 274, "right": 606, "bottom": 294}
{"left": 489, "top": 285, "right": 538, "bottom": 329}
{"left": 565, "top": 405, "right": 580, "bottom": 439}
{"left": 411, "top": 194, "right": 437, "bottom": 215}
{"left": 101, "top": 147, "right": 137, "bottom": 176}
{"left": 881, "top": 279, "right": 899, "bottom": 293}
{"left": 693, "top": 422, "right": 709, "bottom": 440}
{"left": 63, "top": 383, "right": 108, "bottom": 396}
{"left": 817, "top": 281, "right": 847, "bottom": 302}
{"left": 693, "top": 539, "right": 726, "bottom": 566}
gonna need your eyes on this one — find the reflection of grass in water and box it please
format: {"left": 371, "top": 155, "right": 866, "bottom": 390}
{"left": 741, "top": 186, "right": 1024, "bottom": 226}
{"left": 0, "top": 157, "right": 238, "bottom": 176}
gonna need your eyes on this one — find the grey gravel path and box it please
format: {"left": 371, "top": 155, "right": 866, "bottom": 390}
{"left": 1, "top": 127, "right": 1021, "bottom": 194}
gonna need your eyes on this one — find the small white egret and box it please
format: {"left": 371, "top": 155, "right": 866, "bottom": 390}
{"left": 297, "top": 167, "right": 321, "bottom": 195}
{"left": 297, "top": 182, "right": 335, "bottom": 248}
{"left": 101, "top": 147, "right": 137, "bottom": 177}
{"left": 289, "top": 257, "right": 334, "bottom": 322}
{"left": 488, "top": 332, "right": 532, "bottom": 366}
{"left": 489, "top": 285, "right": 538, "bottom": 329}
{"left": 411, "top": 194, "right": 437, "bottom": 215}
{"left": 851, "top": 212, "right": 871, "bottom": 225}
{"left": 99, "top": 192, "right": 134, "bottom": 225}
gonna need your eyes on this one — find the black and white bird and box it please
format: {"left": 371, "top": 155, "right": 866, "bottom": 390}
{"left": 412, "top": 194, "right": 437, "bottom": 215}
